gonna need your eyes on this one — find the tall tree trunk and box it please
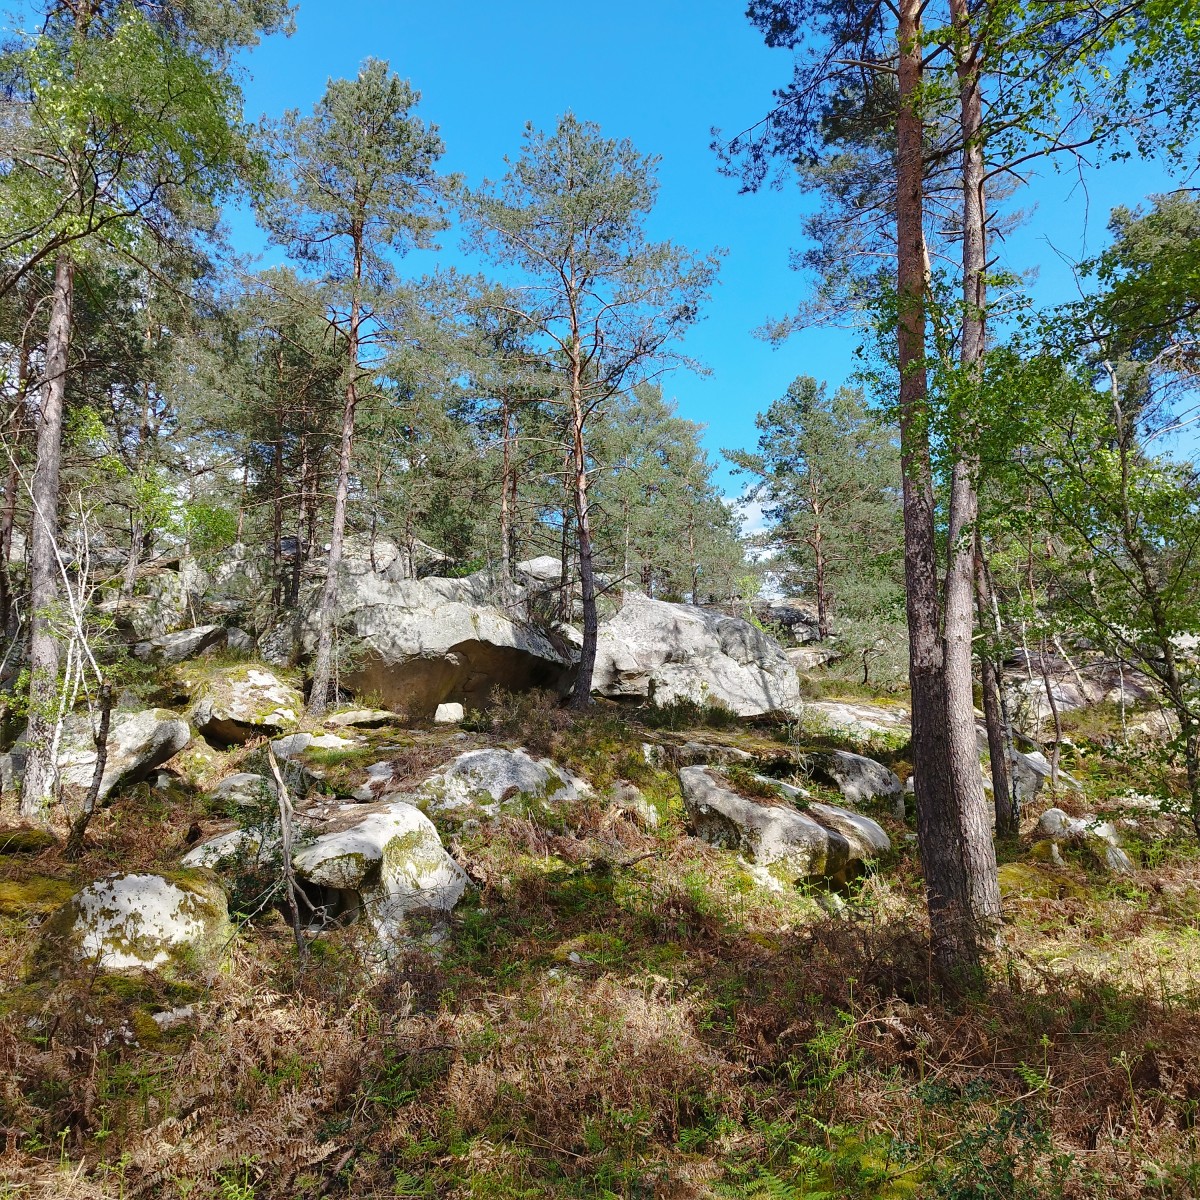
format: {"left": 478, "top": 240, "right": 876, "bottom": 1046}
{"left": 943, "top": 0, "right": 1001, "bottom": 936}
{"left": 813, "top": 521, "right": 829, "bottom": 640}
{"left": 0, "top": 296, "right": 31, "bottom": 633}
{"left": 20, "top": 252, "right": 75, "bottom": 820}
{"left": 289, "top": 431, "right": 309, "bottom": 609}
{"left": 308, "top": 236, "right": 363, "bottom": 717}
{"left": 568, "top": 359, "right": 598, "bottom": 708}
{"left": 896, "top": 0, "right": 982, "bottom": 985}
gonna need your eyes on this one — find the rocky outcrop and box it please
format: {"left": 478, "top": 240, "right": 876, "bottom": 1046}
{"left": 808, "top": 750, "right": 904, "bottom": 814}
{"left": 292, "top": 799, "right": 468, "bottom": 951}
{"left": 296, "top": 559, "right": 573, "bottom": 718}
{"left": 38, "top": 871, "right": 231, "bottom": 975}
{"left": 803, "top": 700, "right": 911, "bottom": 740}
{"left": 1, "top": 709, "right": 190, "bottom": 804}
{"left": 592, "top": 593, "right": 801, "bottom": 717}
{"left": 414, "top": 747, "right": 590, "bottom": 817}
{"left": 205, "top": 771, "right": 277, "bottom": 811}
{"left": 188, "top": 665, "right": 303, "bottom": 745}
{"left": 680, "top": 765, "right": 889, "bottom": 885}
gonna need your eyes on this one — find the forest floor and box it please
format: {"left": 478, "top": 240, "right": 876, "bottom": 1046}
{"left": 2, "top": 690, "right": 1199, "bottom": 1199}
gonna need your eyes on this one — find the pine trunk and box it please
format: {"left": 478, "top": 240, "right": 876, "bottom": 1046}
{"left": 308, "top": 245, "right": 363, "bottom": 717}
{"left": 569, "top": 361, "right": 598, "bottom": 708}
{"left": 896, "top": 0, "right": 983, "bottom": 984}
{"left": 20, "top": 251, "right": 75, "bottom": 820}
{"left": 945, "top": 0, "right": 1001, "bottom": 940}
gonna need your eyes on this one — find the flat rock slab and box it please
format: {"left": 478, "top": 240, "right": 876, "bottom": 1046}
{"left": 803, "top": 700, "right": 911, "bottom": 739}
{"left": 415, "top": 747, "right": 591, "bottom": 816}
{"left": 189, "top": 666, "right": 302, "bottom": 745}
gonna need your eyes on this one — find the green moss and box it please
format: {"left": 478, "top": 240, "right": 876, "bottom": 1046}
{"left": 0, "top": 827, "right": 57, "bottom": 856}
{"left": 0, "top": 875, "right": 76, "bottom": 917}
{"left": 998, "top": 862, "right": 1089, "bottom": 901}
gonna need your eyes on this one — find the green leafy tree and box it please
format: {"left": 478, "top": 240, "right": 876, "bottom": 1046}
{"left": 8, "top": 0, "right": 283, "bottom": 820}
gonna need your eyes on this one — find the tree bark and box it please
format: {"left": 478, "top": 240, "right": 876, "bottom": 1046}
{"left": 975, "top": 539, "right": 1017, "bottom": 836}
{"left": 943, "top": 0, "right": 1001, "bottom": 937}
{"left": 20, "top": 251, "right": 75, "bottom": 820}
{"left": 499, "top": 397, "right": 513, "bottom": 589}
{"left": 307, "top": 233, "right": 363, "bottom": 717}
{"left": 569, "top": 354, "right": 598, "bottom": 707}
{"left": 896, "top": 0, "right": 986, "bottom": 985}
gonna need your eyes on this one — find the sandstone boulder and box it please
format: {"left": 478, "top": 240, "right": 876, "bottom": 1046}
{"left": 2, "top": 709, "right": 190, "bottom": 804}
{"left": 292, "top": 799, "right": 467, "bottom": 951}
{"left": 680, "top": 765, "right": 889, "bottom": 885}
{"left": 299, "top": 561, "right": 572, "bottom": 718}
{"left": 808, "top": 750, "right": 904, "bottom": 814}
{"left": 39, "top": 871, "right": 230, "bottom": 975}
{"left": 1033, "top": 807, "right": 1133, "bottom": 874}
{"left": 189, "top": 666, "right": 302, "bottom": 745}
{"left": 592, "top": 593, "right": 801, "bottom": 717}
{"left": 132, "top": 624, "right": 227, "bottom": 664}
{"left": 415, "top": 747, "right": 590, "bottom": 817}
{"left": 206, "top": 771, "right": 277, "bottom": 810}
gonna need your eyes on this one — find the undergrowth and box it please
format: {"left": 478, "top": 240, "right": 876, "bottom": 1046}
{"left": 2, "top": 700, "right": 1200, "bottom": 1198}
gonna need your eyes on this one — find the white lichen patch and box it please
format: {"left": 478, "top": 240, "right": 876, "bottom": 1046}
{"left": 63, "top": 873, "right": 229, "bottom": 972}
{"left": 416, "top": 747, "right": 591, "bottom": 816}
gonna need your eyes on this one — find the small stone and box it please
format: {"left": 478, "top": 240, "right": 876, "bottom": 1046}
{"left": 434, "top": 702, "right": 465, "bottom": 724}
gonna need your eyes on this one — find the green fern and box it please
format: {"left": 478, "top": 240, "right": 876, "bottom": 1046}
{"left": 715, "top": 1167, "right": 833, "bottom": 1199}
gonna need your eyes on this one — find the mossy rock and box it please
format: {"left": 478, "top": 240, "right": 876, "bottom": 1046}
{"left": 997, "top": 862, "right": 1089, "bottom": 901}
{"left": 0, "top": 826, "right": 57, "bottom": 856}
{"left": 35, "top": 869, "right": 232, "bottom": 978}
{"left": 0, "top": 874, "right": 77, "bottom": 917}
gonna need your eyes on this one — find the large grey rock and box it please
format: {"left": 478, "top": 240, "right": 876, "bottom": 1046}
{"left": 39, "top": 871, "right": 230, "bottom": 974}
{"left": 1033, "top": 807, "right": 1133, "bottom": 874}
{"left": 592, "top": 592, "right": 801, "bottom": 717}
{"left": 514, "top": 555, "right": 565, "bottom": 585}
{"left": 2, "top": 709, "right": 190, "bottom": 804}
{"left": 415, "top": 747, "right": 591, "bottom": 816}
{"left": 132, "top": 624, "right": 227, "bottom": 664}
{"left": 292, "top": 799, "right": 468, "bottom": 951}
{"left": 188, "top": 665, "right": 302, "bottom": 745}
{"left": 181, "top": 828, "right": 264, "bottom": 869}
{"left": 298, "top": 558, "right": 573, "bottom": 718}
{"left": 679, "top": 765, "right": 889, "bottom": 885}
{"left": 96, "top": 558, "right": 211, "bottom": 639}
{"left": 808, "top": 751, "right": 903, "bottom": 813}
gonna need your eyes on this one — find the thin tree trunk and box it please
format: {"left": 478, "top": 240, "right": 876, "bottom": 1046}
{"left": 64, "top": 681, "right": 113, "bottom": 861}
{"left": 975, "top": 540, "right": 1017, "bottom": 835}
{"left": 499, "top": 398, "right": 513, "bottom": 588}
{"left": 20, "top": 251, "right": 74, "bottom": 821}
{"left": 1, "top": 289, "right": 33, "bottom": 632}
{"left": 813, "top": 523, "right": 829, "bottom": 640}
{"left": 289, "top": 431, "right": 309, "bottom": 608}
{"left": 569, "top": 365, "right": 598, "bottom": 707}
{"left": 308, "top": 237, "right": 363, "bottom": 717}
{"left": 896, "top": 0, "right": 983, "bottom": 985}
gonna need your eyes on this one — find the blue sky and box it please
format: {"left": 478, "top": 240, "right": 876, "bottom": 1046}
{"left": 19, "top": 0, "right": 1181, "bottom": 492}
